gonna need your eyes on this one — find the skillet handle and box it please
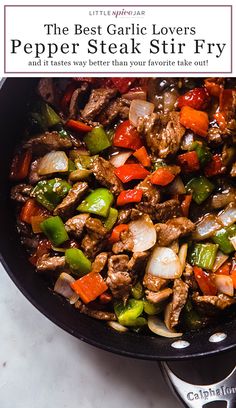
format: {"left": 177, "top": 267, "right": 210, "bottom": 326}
{"left": 160, "top": 361, "right": 236, "bottom": 408}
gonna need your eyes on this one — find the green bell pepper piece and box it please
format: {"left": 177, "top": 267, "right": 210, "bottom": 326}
{"left": 84, "top": 127, "right": 111, "bottom": 155}
{"left": 104, "top": 207, "right": 118, "bottom": 231}
{"left": 31, "top": 178, "right": 71, "bottom": 211}
{"left": 114, "top": 299, "right": 144, "bottom": 327}
{"left": 77, "top": 188, "right": 114, "bottom": 218}
{"left": 40, "top": 216, "right": 69, "bottom": 246}
{"left": 65, "top": 248, "right": 91, "bottom": 276}
{"left": 213, "top": 224, "right": 236, "bottom": 254}
{"left": 191, "top": 141, "right": 212, "bottom": 167}
{"left": 143, "top": 300, "right": 163, "bottom": 316}
{"left": 183, "top": 300, "right": 203, "bottom": 330}
{"left": 30, "top": 101, "right": 61, "bottom": 130}
{"left": 189, "top": 242, "right": 218, "bottom": 270}
{"left": 186, "top": 176, "right": 214, "bottom": 204}
{"left": 68, "top": 159, "right": 77, "bottom": 172}
{"left": 131, "top": 282, "right": 144, "bottom": 300}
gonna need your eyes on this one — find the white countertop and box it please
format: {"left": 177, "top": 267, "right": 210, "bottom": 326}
{"left": 0, "top": 263, "right": 180, "bottom": 408}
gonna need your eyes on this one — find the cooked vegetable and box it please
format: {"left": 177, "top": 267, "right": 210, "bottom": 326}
{"left": 129, "top": 215, "right": 156, "bottom": 252}
{"left": 180, "top": 106, "right": 209, "bottom": 137}
{"left": 109, "top": 224, "right": 129, "bottom": 243}
{"left": 129, "top": 99, "right": 154, "bottom": 127}
{"left": 213, "top": 251, "right": 229, "bottom": 273}
{"left": 10, "top": 150, "right": 32, "bottom": 181}
{"left": 218, "top": 203, "right": 236, "bottom": 227}
{"left": 214, "top": 275, "right": 234, "bottom": 297}
{"left": 66, "top": 119, "right": 92, "bottom": 133}
{"left": 77, "top": 188, "right": 114, "bottom": 218}
{"left": 204, "top": 154, "right": 225, "bottom": 177}
{"left": 146, "top": 246, "right": 182, "bottom": 279}
{"left": 31, "top": 178, "right": 71, "bottom": 211}
{"left": 65, "top": 248, "right": 91, "bottom": 276}
{"left": 69, "top": 169, "right": 91, "bottom": 181}
{"left": 104, "top": 207, "right": 118, "bottom": 231}
{"left": 54, "top": 273, "right": 79, "bottom": 304}
{"left": 150, "top": 168, "right": 175, "bottom": 186}
{"left": 84, "top": 127, "right": 111, "bottom": 154}
{"left": 191, "top": 141, "right": 212, "bottom": 167}
{"left": 113, "top": 120, "right": 143, "bottom": 150}
{"left": 165, "top": 176, "right": 186, "bottom": 195}
{"left": 177, "top": 151, "right": 200, "bottom": 173}
{"left": 71, "top": 272, "right": 108, "bottom": 304}
{"left": 40, "top": 216, "right": 69, "bottom": 246}
{"left": 114, "top": 299, "right": 146, "bottom": 327}
{"left": 148, "top": 316, "right": 183, "bottom": 338}
{"left": 193, "top": 266, "right": 217, "bottom": 296}
{"left": 143, "top": 300, "right": 163, "bottom": 316}
{"left": 178, "top": 243, "right": 188, "bottom": 272}
{"left": 117, "top": 189, "right": 143, "bottom": 206}
{"left": 20, "top": 198, "right": 46, "bottom": 224}
{"left": 178, "top": 87, "right": 210, "bottom": 110}
{"left": 115, "top": 164, "right": 150, "bottom": 183}
{"left": 107, "top": 321, "right": 128, "bottom": 333}
{"left": 38, "top": 151, "right": 69, "bottom": 175}
{"left": 213, "top": 225, "right": 236, "bottom": 254}
{"left": 192, "top": 214, "right": 221, "bottom": 241}
{"left": 189, "top": 243, "right": 218, "bottom": 270}
{"left": 181, "top": 194, "right": 192, "bottom": 217}
{"left": 131, "top": 282, "right": 144, "bottom": 300}
{"left": 186, "top": 176, "right": 214, "bottom": 204}
{"left": 133, "top": 146, "right": 151, "bottom": 167}
{"left": 109, "top": 151, "right": 132, "bottom": 168}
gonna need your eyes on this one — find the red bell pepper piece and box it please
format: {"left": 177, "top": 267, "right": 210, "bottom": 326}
{"left": 111, "top": 78, "right": 136, "bottom": 94}
{"left": 178, "top": 87, "right": 210, "bottom": 110}
{"left": 204, "top": 78, "right": 224, "bottom": 97}
{"left": 181, "top": 194, "right": 192, "bottom": 217}
{"left": 99, "top": 291, "right": 112, "bottom": 304}
{"left": 71, "top": 272, "right": 108, "bottom": 304}
{"left": 193, "top": 266, "right": 217, "bottom": 296}
{"left": 216, "top": 261, "right": 231, "bottom": 276}
{"left": 115, "top": 164, "right": 150, "bottom": 183}
{"left": 29, "top": 239, "right": 51, "bottom": 265}
{"left": 231, "top": 266, "right": 236, "bottom": 289}
{"left": 113, "top": 120, "right": 143, "bottom": 150}
{"left": 133, "top": 146, "right": 151, "bottom": 167}
{"left": 10, "top": 149, "right": 32, "bottom": 181}
{"left": 20, "top": 199, "right": 46, "bottom": 224}
{"left": 177, "top": 151, "right": 200, "bottom": 173}
{"left": 66, "top": 119, "right": 92, "bottom": 133}
{"left": 179, "top": 106, "right": 209, "bottom": 137}
{"left": 204, "top": 154, "right": 225, "bottom": 177}
{"left": 117, "top": 189, "right": 143, "bottom": 206}
{"left": 109, "top": 224, "right": 129, "bottom": 244}
{"left": 214, "top": 112, "right": 227, "bottom": 131}
{"left": 150, "top": 168, "right": 175, "bottom": 186}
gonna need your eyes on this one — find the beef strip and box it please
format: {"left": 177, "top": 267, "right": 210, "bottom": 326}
{"left": 65, "top": 213, "right": 89, "bottom": 238}
{"left": 135, "top": 176, "right": 161, "bottom": 217}
{"left": 192, "top": 293, "right": 236, "bottom": 316}
{"left": 85, "top": 217, "right": 108, "bottom": 239}
{"left": 117, "top": 208, "right": 143, "bottom": 224}
{"left": 90, "top": 157, "right": 123, "bottom": 195}
{"left": 80, "top": 88, "right": 117, "bottom": 122}
{"left": 107, "top": 254, "right": 132, "bottom": 302}
{"left": 112, "top": 230, "right": 134, "bottom": 254}
{"left": 17, "top": 220, "right": 39, "bottom": 249}
{"left": 137, "top": 111, "right": 185, "bottom": 158}
{"left": 154, "top": 199, "right": 182, "bottom": 222}
{"left": 146, "top": 288, "right": 173, "bottom": 304}
{"left": 128, "top": 251, "right": 149, "bottom": 274}
{"left": 24, "top": 132, "right": 72, "bottom": 155}
{"left": 37, "top": 78, "right": 58, "bottom": 106}
{"left": 36, "top": 254, "right": 66, "bottom": 272}
{"left": 90, "top": 252, "right": 108, "bottom": 274}
{"left": 97, "top": 97, "right": 130, "bottom": 126}
{"left": 165, "top": 279, "right": 189, "bottom": 329}
{"left": 231, "top": 162, "right": 236, "bottom": 177}
{"left": 81, "top": 218, "right": 108, "bottom": 260}
{"left": 143, "top": 273, "right": 168, "bottom": 292}
{"left": 69, "top": 83, "right": 89, "bottom": 119}
{"left": 28, "top": 159, "right": 46, "bottom": 185}
{"left": 182, "top": 263, "right": 198, "bottom": 291}
{"left": 53, "top": 182, "right": 88, "bottom": 219}
{"left": 155, "top": 217, "right": 195, "bottom": 246}
{"left": 11, "top": 184, "right": 32, "bottom": 203}
{"left": 75, "top": 300, "right": 116, "bottom": 321}
{"left": 207, "top": 127, "right": 223, "bottom": 146}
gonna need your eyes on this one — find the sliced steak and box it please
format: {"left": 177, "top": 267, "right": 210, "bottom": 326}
{"left": 53, "top": 182, "right": 88, "bottom": 219}
{"left": 90, "top": 252, "right": 108, "bottom": 274}
{"left": 117, "top": 208, "right": 143, "bottom": 224}
{"left": 138, "top": 111, "right": 185, "bottom": 158}
{"left": 182, "top": 263, "right": 198, "bottom": 291}
{"left": 69, "top": 83, "right": 89, "bottom": 119}
{"left": 165, "top": 279, "right": 189, "bottom": 329}
{"left": 81, "top": 88, "right": 117, "bottom": 122}
{"left": 112, "top": 230, "right": 134, "bottom": 254}
{"left": 11, "top": 184, "right": 32, "bottom": 203}
{"left": 97, "top": 97, "right": 130, "bottom": 126}
{"left": 155, "top": 217, "right": 195, "bottom": 246}
{"left": 36, "top": 254, "right": 66, "bottom": 272}
{"left": 37, "top": 78, "right": 58, "bottom": 106}
{"left": 136, "top": 176, "right": 161, "bottom": 217}
{"left": 192, "top": 293, "right": 236, "bottom": 316}
{"left": 143, "top": 273, "right": 168, "bottom": 292}
{"left": 75, "top": 300, "right": 116, "bottom": 321}
{"left": 107, "top": 254, "right": 131, "bottom": 302}
{"left": 81, "top": 218, "right": 108, "bottom": 260}
{"left": 146, "top": 288, "right": 173, "bottom": 304}
{"left": 231, "top": 162, "right": 236, "bottom": 177}
{"left": 65, "top": 213, "right": 89, "bottom": 238}
{"left": 155, "top": 199, "right": 182, "bottom": 222}
{"left": 24, "top": 132, "right": 72, "bottom": 155}
{"left": 85, "top": 217, "right": 108, "bottom": 238}
{"left": 128, "top": 251, "right": 149, "bottom": 274}
{"left": 90, "top": 157, "right": 123, "bottom": 195}
{"left": 28, "top": 159, "right": 46, "bottom": 185}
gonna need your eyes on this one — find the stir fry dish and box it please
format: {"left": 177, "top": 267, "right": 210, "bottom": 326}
{"left": 10, "top": 77, "right": 236, "bottom": 337}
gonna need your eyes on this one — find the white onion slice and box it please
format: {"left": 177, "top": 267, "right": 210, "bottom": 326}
{"left": 110, "top": 150, "right": 132, "bottom": 168}
{"left": 214, "top": 275, "right": 234, "bottom": 297}
{"left": 181, "top": 132, "right": 194, "bottom": 150}
{"left": 146, "top": 246, "right": 182, "bottom": 279}
{"left": 129, "top": 215, "right": 156, "bottom": 252}
{"left": 107, "top": 321, "right": 128, "bottom": 333}
{"left": 230, "top": 236, "right": 236, "bottom": 250}
{"left": 148, "top": 316, "right": 183, "bottom": 338}
{"left": 218, "top": 203, "right": 236, "bottom": 227}
{"left": 213, "top": 251, "right": 229, "bottom": 273}
{"left": 178, "top": 243, "right": 188, "bottom": 272}
{"left": 129, "top": 99, "right": 155, "bottom": 127}
{"left": 54, "top": 273, "right": 79, "bottom": 304}
{"left": 38, "top": 151, "right": 68, "bottom": 175}
{"left": 192, "top": 214, "right": 221, "bottom": 241}
{"left": 164, "top": 176, "right": 186, "bottom": 195}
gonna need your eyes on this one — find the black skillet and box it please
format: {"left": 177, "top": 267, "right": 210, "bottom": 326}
{"left": 0, "top": 78, "right": 236, "bottom": 407}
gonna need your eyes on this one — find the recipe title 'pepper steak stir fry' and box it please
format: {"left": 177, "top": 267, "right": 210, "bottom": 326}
{"left": 10, "top": 77, "right": 236, "bottom": 338}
